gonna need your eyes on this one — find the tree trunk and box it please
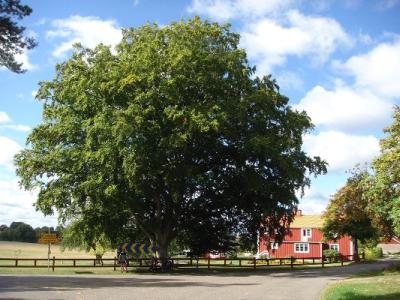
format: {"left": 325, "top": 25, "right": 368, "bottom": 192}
{"left": 353, "top": 238, "right": 360, "bottom": 262}
{"left": 156, "top": 233, "right": 170, "bottom": 270}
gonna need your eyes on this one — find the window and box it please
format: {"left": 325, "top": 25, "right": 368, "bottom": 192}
{"left": 302, "top": 228, "right": 312, "bottom": 238}
{"left": 329, "top": 244, "right": 339, "bottom": 252}
{"left": 294, "top": 243, "right": 309, "bottom": 253}
{"left": 265, "top": 241, "right": 279, "bottom": 250}
{"left": 271, "top": 242, "right": 278, "bottom": 250}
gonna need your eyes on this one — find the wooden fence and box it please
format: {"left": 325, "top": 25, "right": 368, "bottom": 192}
{"left": 0, "top": 253, "right": 364, "bottom": 272}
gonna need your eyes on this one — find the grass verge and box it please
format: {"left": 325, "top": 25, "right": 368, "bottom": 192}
{"left": 320, "top": 263, "right": 400, "bottom": 300}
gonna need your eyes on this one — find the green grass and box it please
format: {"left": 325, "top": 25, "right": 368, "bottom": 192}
{"left": 320, "top": 265, "right": 400, "bottom": 300}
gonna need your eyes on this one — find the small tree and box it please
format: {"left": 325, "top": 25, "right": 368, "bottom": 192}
{"left": 322, "top": 169, "right": 378, "bottom": 261}
{"left": 364, "top": 106, "right": 400, "bottom": 237}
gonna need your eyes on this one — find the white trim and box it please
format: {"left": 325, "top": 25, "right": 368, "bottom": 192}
{"left": 329, "top": 243, "right": 339, "bottom": 252}
{"left": 294, "top": 243, "right": 309, "bottom": 253}
{"left": 301, "top": 228, "right": 312, "bottom": 241}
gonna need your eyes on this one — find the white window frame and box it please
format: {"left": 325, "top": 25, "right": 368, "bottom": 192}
{"left": 302, "top": 228, "right": 312, "bottom": 238}
{"left": 294, "top": 243, "right": 309, "bottom": 253}
{"left": 266, "top": 241, "right": 279, "bottom": 250}
{"left": 329, "top": 244, "right": 339, "bottom": 252}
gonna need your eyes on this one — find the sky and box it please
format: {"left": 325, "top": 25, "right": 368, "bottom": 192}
{"left": 0, "top": 0, "right": 399, "bottom": 227}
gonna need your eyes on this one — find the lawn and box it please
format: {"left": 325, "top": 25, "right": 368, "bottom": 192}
{"left": 320, "top": 265, "right": 400, "bottom": 300}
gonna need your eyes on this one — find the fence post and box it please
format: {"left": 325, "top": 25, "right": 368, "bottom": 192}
{"left": 321, "top": 255, "right": 325, "bottom": 268}
{"left": 114, "top": 257, "right": 116, "bottom": 271}
{"left": 93, "top": 259, "right": 96, "bottom": 267}
{"left": 190, "top": 258, "right": 192, "bottom": 266}
{"left": 253, "top": 257, "right": 256, "bottom": 270}
{"left": 15, "top": 259, "right": 18, "bottom": 267}
{"left": 73, "top": 259, "right": 76, "bottom": 267}
{"left": 224, "top": 258, "right": 226, "bottom": 266}
{"left": 52, "top": 256, "right": 55, "bottom": 272}
{"left": 34, "top": 259, "right": 37, "bottom": 267}
{"left": 341, "top": 255, "right": 344, "bottom": 266}
{"left": 266, "top": 258, "right": 269, "bottom": 266}
{"left": 361, "top": 252, "right": 365, "bottom": 260}
{"left": 239, "top": 259, "right": 242, "bottom": 267}
{"left": 290, "top": 256, "right": 294, "bottom": 270}
{"left": 196, "top": 259, "right": 199, "bottom": 269}
{"left": 208, "top": 257, "right": 210, "bottom": 270}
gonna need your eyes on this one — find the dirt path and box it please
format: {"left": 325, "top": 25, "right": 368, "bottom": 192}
{"left": 0, "top": 258, "right": 398, "bottom": 300}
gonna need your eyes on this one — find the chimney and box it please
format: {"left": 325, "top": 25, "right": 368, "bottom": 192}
{"left": 296, "top": 209, "right": 302, "bottom": 217}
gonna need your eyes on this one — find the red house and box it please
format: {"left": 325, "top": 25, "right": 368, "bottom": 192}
{"left": 258, "top": 210, "right": 354, "bottom": 258}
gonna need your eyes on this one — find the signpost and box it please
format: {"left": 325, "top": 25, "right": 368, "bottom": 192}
{"left": 38, "top": 233, "right": 58, "bottom": 271}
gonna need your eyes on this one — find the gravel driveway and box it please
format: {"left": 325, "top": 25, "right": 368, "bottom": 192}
{"left": 0, "top": 258, "right": 398, "bottom": 300}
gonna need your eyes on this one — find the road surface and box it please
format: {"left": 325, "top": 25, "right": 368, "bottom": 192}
{"left": 0, "top": 258, "right": 398, "bottom": 300}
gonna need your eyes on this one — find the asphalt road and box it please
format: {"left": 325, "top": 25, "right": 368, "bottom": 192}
{"left": 0, "top": 258, "right": 398, "bottom": 300}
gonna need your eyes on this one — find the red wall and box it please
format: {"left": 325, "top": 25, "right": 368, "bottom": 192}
{"left": 259, "top": 228, "right": 353, "bottom": 258}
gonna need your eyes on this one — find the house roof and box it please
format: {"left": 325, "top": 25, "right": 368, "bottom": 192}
{"left": 290, "top": 215, "right": 324, "bottom": 228}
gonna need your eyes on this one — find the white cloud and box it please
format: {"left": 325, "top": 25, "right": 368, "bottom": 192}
{"left": 0, "top": 178, "right": 57, "bottom": 227}
{"left": 0, "top": 112, "right": 11, "bottom": 123}
{"left": 295, "top": 85, "right": 393, "bottom": 132}
{"left": 303, "top": 131, "right": 380, "bottom": 172}
{"left": 0, "top": 136, "right": 21, "bottom": 169}
{"left": 187, "top": 0, "right": 297, "bottom": 21}
{"left": 14, "top": 51, "right": 36, "bottom": 71}
{"left": 47, "top": 15, "right": 122, "bottom": 58}
{"left": 1, "top": 125, "right": 31, "bottom": 132}
{"left": 298, "top": 186, "right": 330, "bottom": 214}
{"left": 241, "top": 10, "right": 352, "bottom": 73}
{"left": 335, "top": 39, "right": 400, "bottom": 98}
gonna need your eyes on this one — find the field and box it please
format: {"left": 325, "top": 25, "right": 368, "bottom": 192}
{"left": 0, "top": 241, "right": 116, "bottom": 258}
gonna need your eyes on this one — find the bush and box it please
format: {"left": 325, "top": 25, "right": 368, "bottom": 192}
{"left": 364, "top": 247, "right": 383, "bottom": 260}
{"left": 323, "top": 249, "right": 339, "bottom": 262}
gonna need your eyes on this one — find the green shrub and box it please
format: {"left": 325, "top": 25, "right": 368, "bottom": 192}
{"left": 364, "top": 247, "right": 383, "bottom": 260}
{"left": 323, "top": 249, "right": 339, "bottom": 262}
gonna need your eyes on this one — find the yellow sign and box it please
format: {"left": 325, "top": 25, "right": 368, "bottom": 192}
{"left": 38, "top": 233, "right": 59, "bottom": 244}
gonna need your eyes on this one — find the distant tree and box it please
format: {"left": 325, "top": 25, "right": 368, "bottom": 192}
{"left": 322, "top": 169, "right": 378, "bottom": 260}
{"left": 0, "top": 0, "right": 37, "bottom": 73}
{"left": 2, "top": 222, "right": 36, "bottom": 242}
{"left": 15, "top": 18, "right": 326, "bottom": 265}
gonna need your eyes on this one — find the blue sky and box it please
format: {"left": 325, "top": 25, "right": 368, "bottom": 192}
{"left": 0, "top": 0, "right": 399, "bottom": 227}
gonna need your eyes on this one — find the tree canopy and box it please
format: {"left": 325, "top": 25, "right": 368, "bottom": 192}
{"left": 322, "top": 168, "right": 378, "bottom": 259}
{"left": 364, "top": 105, "right": 400, "bottom": 237}
{"left": 15, "top": 18, "right": 326, "bottom": 258}
{"left": 0, "top": 0, "right": 37, "bottom": 73}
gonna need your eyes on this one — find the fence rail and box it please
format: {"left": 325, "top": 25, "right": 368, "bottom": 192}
{"left": 0, "top": 253, "right": 364, "bottom": 272}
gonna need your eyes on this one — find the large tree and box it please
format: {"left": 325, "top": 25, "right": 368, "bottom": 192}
{"left": 322, "top": 169, "right": 378, "bottom": 260}
{"left": 15, "top": 18, "right": 326, "bottom": 261}
{"left": 0, "top": 0, "right": 37, "bottom": 73}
